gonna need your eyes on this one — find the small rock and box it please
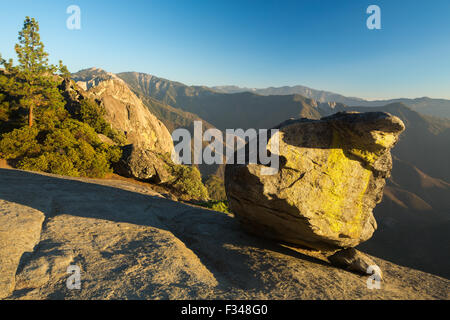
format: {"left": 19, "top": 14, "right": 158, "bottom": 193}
{"left": 328, "top": 248, "right": 383, "bottom": 279}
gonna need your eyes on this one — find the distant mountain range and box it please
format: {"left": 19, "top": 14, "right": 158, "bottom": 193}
{"left": 117, "top": 72, "right": 348, "bottom": 131}
{"left": 212, "top": 85, "right": 450, "bottom": 119}
{"left": 212, "top": 85, "right": 365, "bottom": 106}
{"left": 75, "top": 68, "right": 450, "bottom": 278}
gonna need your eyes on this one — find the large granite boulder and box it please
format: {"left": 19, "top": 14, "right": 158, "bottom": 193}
{"left": 114, "top": 144, "right": 172, "bottom": 183}
{"left": 225, "top": 112, "right": 405, "bottom": 251}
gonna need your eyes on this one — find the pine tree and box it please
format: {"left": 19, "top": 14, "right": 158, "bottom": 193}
{"left": 0, "top": 55, "right": 24, "bottom": 132}
{"left": 2, "top": 17, "right": 67, "bottom": 127}
{"left": 0, "top": 17, "right": 122, "bottom": 178}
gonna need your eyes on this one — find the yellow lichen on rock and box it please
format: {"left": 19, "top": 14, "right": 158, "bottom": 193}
{"left": 319, "top": 130, "right": 371, "bottom": 236}
{"left": 372, "top": 131, "right": 397, "bottom": 149}
{"left": 348, "top": 148, "right": 381, "bottom": 166}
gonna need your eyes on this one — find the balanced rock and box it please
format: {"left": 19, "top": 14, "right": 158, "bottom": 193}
{"left": 225, "top": 112, "right": 405, "bottom": 251}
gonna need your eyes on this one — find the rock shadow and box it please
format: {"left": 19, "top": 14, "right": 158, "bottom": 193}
{"left": 0, "top": 168, "right": 331, "bottom": 294}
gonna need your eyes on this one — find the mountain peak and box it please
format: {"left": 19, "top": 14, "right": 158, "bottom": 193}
{"left": 72, "top": 67, "right": 124, "bottom": 90}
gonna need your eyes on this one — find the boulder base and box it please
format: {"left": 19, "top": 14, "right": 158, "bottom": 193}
{"left": 328, "top": 248, "right": 382, "bottom": 278}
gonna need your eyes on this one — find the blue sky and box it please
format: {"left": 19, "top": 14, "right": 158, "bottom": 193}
{"left": 1, "top": 0, "right": 449, "bottom": 100}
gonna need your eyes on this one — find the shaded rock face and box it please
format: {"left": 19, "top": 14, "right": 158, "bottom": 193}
{"left": 115, "top": 144, "right": 172, "bottom": 183}
{"left": 72, "top": 68, "right": 174, "bottom": 154}
{"left": 225, "top": 112, "right": 405, "bottom": 251}
{"left": 328, "top": 248, "right": 381, "bottom": 278}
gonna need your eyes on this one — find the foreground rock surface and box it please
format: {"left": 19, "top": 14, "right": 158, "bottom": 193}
{"left": 0, "top": 168, "right": 448, "bottom": 300}
{"left": 225, "top": 112, "right": 405, "bottom": 251}
{"left": 0, "top": 202, "right": 44, "bottom": 298}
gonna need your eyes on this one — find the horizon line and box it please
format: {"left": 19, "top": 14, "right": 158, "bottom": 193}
{"left": 72, "top": 67, "right": 450, "bottom": 102}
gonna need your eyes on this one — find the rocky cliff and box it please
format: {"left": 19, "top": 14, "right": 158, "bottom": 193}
{"left": 72, "top": 68, "right": 173, "bottom": 154}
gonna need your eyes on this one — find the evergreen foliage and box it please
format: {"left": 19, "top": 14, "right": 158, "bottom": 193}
{"left": 198, "top": 200, "right": 231, "bottom": 214}
{"left": 205, "top": 174, "right": 227, "bottom": 201}
{"left": 0, "top": 17, "right": 121, "bottom": 178}
{"left": 166, "top": 163, "right": 209, "bottom": 201}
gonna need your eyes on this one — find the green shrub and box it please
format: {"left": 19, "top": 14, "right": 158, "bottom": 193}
{"left": 0, "top": 126, "right": 41, "bottom": 159}
{"left": 0, "top": 93, "right": 10, "bottom": 123}
{"left": 0, "top": 89, "right": 122, "bottom": 178}
{"left": 0, "top": 72, "right": 29, "bottom": 133}
{"left": 205, "top": 175, "right": 227, "bottom": 201}
{"left": 198, "top": 200, "right": 231, "bottom": 214}
{"left": 78, "top": 99, "right": 107, "bottom": 131}
{"left": 19, "top": 152, "right": 79, "bottom": 176}
{"left": 0, "top": 118, "right": 122, "bottom": 178}
{"left": 71, "top": 98, "right": 126, "bottom": 145}
{"left": 167, "top": 164, "right": 209, "bottom": 201}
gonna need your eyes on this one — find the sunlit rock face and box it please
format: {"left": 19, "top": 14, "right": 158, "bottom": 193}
{"left": 225, "top": 112, "right": 405, "bottom": 251}
{"left": 72, "top": 68, "right": 174, "bottom": 154}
